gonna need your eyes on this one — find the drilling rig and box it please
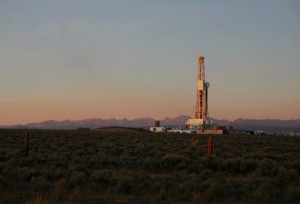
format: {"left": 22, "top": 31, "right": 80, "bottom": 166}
{"left": 187, "top": 56, "right": 224, "bottom": 134}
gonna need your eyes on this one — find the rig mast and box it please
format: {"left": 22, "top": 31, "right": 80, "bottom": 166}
{"left": 187, "top": 56, "right": 210, "bottom": 127}
{"left": 195, "top": 56, "right": 209, "bottom": 121}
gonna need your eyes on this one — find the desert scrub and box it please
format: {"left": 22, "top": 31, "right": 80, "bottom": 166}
{"left": 0, "top": 129, "right": 299, "bottom": 203}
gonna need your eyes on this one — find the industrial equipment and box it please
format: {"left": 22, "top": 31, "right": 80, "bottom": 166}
{"left": 186, "top": 56, "right": 224, "bottom": 134}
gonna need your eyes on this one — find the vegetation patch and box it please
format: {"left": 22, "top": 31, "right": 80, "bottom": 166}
{"left": 0, "top": 129, "right": 299, "bottom": 203}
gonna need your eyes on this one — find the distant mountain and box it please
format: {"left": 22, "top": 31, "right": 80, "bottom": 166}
{"left": 161, "top": 115, "right": 191, "bottom": 126}
{"left": 229, "top": 118, "right": 300, "bottom": 132}
{"left": 0, "top": 116, "right": 190, "bottom": 130}
{"left": 1, "top": 116, "right": 300, "bottom": 131}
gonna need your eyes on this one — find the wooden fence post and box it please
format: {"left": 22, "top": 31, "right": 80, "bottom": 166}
{"left": 191, "top": 137, "right": 196, "bottom": 145}
{"left": 25, "top": 130, "right": 29, "bottom": 157}
{"left": 208, "top": 136, "right": 212, "bottom": 158}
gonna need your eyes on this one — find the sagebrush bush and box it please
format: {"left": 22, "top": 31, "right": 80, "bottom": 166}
{"left": 253, "top": 182, "right": 276, "bottom": 203}
{"left": 0, "top": 129, "right": 299, "bottom": 203}
{"left": 285, "top": 185, "right": 300, "bottom": 202}
{"left": 204, "top": 179, "right": 231, "bottom": 202}
{"left": 25, "top": 194, "right": 52, "bottom": 204}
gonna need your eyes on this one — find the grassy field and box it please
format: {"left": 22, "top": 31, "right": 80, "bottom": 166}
{"left": 0, "top": 128, "right": 299, "bottom": 203}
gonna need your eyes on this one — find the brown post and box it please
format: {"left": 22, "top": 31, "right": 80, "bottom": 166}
{"left": 191, "top": 137, "right": 196, "bottom": 145}
{"left": 208, "top": 136, "right": 212, "bottom": 158}
{"left": 210, "top": 136, "right": 213, "bottom": 157}
{"left": 25, "top": 130, "right": 29, "bottom": 157}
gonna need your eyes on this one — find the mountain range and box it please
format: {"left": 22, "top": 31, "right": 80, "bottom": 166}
{"left": 1, "top": 116, "right": 300, "bottom": 132}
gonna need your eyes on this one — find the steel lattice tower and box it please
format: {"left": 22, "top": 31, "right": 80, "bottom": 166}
{"left": 195, "top": 56, "right": 209, "bottom": 122}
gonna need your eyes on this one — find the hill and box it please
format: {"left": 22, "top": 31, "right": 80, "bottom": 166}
{"left": 1, "top": 116, "right": 300, "bottom": 132}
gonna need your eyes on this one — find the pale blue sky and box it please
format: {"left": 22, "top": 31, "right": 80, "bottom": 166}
{"left": 0, "top": 0, "right": 299, "bottom": 125}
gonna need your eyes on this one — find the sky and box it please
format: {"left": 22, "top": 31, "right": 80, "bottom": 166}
{"left": 0, "top": 0, "right": 300, "bottom": 125}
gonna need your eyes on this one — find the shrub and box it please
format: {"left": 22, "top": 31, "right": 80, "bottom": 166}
{"left": 90, "top": 170, "right": 118, "bottom": 189}
{"left": 115, "top": 175, "right": 133, "bottom": 194}
{"left": 25, "top": 194, "right": 52, "bottom": 204}
{"left": 277, "top": 166, "right": 297, "bottom": 183}
{"left": 31, "top": 176, "right": 51, "bottom": 193}
{"left": 69, "top": 171, "right": 86, "bottom": 189}
{"left": 1, "top": 129, "right": 299, "bottom": 203}
{"left": 285, "top": 185, "right": 300, "bottom": 202}
{"left": 192, "top": 192, "right": 205, "bottom": 203}
{"left": 219, "top": 158, "right": 257, "bottom": 174}
{"left": 199, "top": 169, "right": 214, "bottom": 180}
{"left": 253, "top": 182, "right": 276, "bottom": 203}
{"left": 203, "top": 179, "right": 232, "bottom": 202}
{"left": 161, "top": 153, "right": 189, "bottom": 170}
{"left": 260, "top": 158, "right": 278, "bottom": 176}
{"left": 207, "top": 158, "right": 219, "bottom": 171}
{"left": 51, "top": 178, "right": 68, "bottom": 200}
